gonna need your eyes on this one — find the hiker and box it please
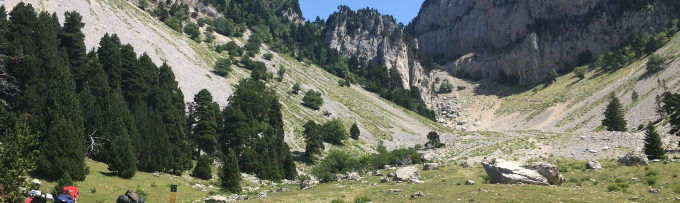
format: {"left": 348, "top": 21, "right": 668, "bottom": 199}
{"left": 54, "top": 186, "right": 79, "bottom": 203}
{"left": 116, "top": 190, "right": 145, "bottom": 203}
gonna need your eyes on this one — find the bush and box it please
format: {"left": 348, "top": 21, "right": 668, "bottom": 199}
{"left": 574, "top": 66, "right": 587, "bottom": 79}
{"left": 437, "top": 82, "right": 454, "bottom": 94}
{"left": 302, "top": 90, "right": 323, "bottom": 110}
{"left": 321, "top": 119, "right": 348, "bottom": 145}
{"left": 646, "top": 54, "right": 669, "bottom": 72}
{"left": 213, "top": 58, "right": 232, "bottom": 77}
{"left": 311, "top": 150, "right": 369, "bottom": 182}
{"left": 212, "top": 17, "right": 243, "bottom": 37}
{"left": 183, "top": 22, "right": 200, "bottom": 40}
{"left": 607, "top": 184, "right": 620, "bottom": 192}
{"left": 349, "top": 123, "right": 360, "bottom": 140}
{"left": 425, "top": 131, "right": 444, "bottom": 148}
{"left": 263, "top": 53, "right": 274, "bottom": 60}
{"left": 291, "top": 83, "right": 301, "bottom": 94}
{"left": 547, "top": 69, "right": 559, "bottom": 83}
{"left": 370, "top": 145, "right": 425, "bottom": 169}
{"left": 191, "top": 155, "right": 212, "bottom": 180}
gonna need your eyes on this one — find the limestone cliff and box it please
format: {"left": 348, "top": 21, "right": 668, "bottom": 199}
{"left": 411, "top": 0, "right": 680, "bottom": 84}
{"left": 322, "top": 6, "right": 429, "bottom": 91}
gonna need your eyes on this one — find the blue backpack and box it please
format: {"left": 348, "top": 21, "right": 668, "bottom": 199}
{"left": 54, "top": 194, "right": 75, "bottom": 203}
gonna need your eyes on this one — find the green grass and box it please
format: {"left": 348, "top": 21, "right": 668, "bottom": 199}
{"left": 37, "top": 160, "right": 218, "bottom": 203}
{"left": 247, "top": 159, "right": 680, "bottom": 203}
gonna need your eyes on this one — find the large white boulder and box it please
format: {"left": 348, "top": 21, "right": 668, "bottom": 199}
{"left": 481, "top": 159, "right": 564, "bottom": 186}
{"left": 394, "top": 166, "right": 423, "bottom": 183}
{"left": 617, "top": 153, "right": 650, "bottom": 166}
{"left": 585, "top": 160, "right": 603, "bottom": 169}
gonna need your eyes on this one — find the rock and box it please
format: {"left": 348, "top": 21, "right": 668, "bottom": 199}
{"left": 346, "top": 172, "right": 362, "bottom": 181}
{"left": 585, "top": 160, "right": 603, "bottom": 170}
{"left": 334, "top": 174, "right": 347, "bottom": 181}
{"left": 192, "top": 183, "right": 207, "bottom": 191}
{"left": 394, "top": 166, "right": 423, "bottom": 183}
{"left": 586, "top": 149, "right": 598, "bottom": 153}
{"left": 380, "top": 177, "right": 390, "bottom": 183}
{"left": 204, "top": 195, "right": 239, "bottom": 203}
{"left": 649, "top": 188, "right": 660, "bottom": 193}
{"left": 630, "top": 178, "right": 639, "bottom": 181}
{"left": 255, "top": 191, "right": 267, "bottom": 199}
{"left": 388, "top": 189, "right": 404, "bottom": 193}
{"left": 411, "top": 191, "right": 424, "bottom": 199}
{"left": 423, "top": 163, "right": 440, "bottom": 170}
{"left": 481, "top": 159, "right": 563, "bottom": 186}
{"left": 31, "top": 179, "right": 42, "bottom": 185}
{"left": 523, "top": 162, "right": 565, "bottom": 185}
{"left": 300, "top": 176, "right": 319, "bottom": 190}
{"left": 276, "top": 188, "right": 290, "bottom": 192}
{"left": 617, "top": 153, "right": 650, "bottom": 166}
{"left": 461, "top": 162, "right": 473, "bottom": 168}
{"left": 387, "top": 173, "right": 395, "bottom": 178}
{"left": 465, "top": 180, "right": 475, "bottom": 185}
{"left": 374, "top": 170, "right": 383, "bottom": 176}
{"left": 653, "top": 159, "right": 661, "bottom": 162}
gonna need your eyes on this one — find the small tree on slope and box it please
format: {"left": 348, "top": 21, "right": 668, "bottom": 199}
{"left": 602, "top": 95, "right": 627, "bottom": 131}
{"left": 220, "top": 151, "right": 241, "bottom": 193}
{"left": 644, "top": 125, "right": 666, "bottom": 160}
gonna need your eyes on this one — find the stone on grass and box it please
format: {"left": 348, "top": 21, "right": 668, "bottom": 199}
{"left": 394, "top": 166, "right": 423, "bottom": 183}
{"left": 423, "top": 163, "right": 440, "bottom": 170}
{"left": 411, "top": 192, "right": 424, "bottom": 199}
{"left": 617, "top": 153, "right": 650, "bottom": 166}
{"left": 481, "top": 159, "right": 564, "bottom": 186}
{"left": 465, "top": 180, "right": 475, "bottom": 185}
{"left": 585, "top": 160, "right": 602, "bottom": 170}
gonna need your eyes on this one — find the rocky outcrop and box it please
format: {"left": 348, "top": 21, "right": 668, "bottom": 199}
{"left": 394, "top": 166, "right": 424, "bottom": 183}
{"left": 618, "top": 153, "right": 650, "bottom": 166}
{"left": 412, "top": 0, "right": 680, "bottom": 84}
{"left": 323, "top": 6, "right": 429, "bottom": 91}
{"left": 481, "top": 159, "right": 563, "bottom": 185}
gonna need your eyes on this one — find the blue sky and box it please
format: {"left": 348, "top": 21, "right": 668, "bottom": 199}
{"left": 299, "top": 0, "right": 425, "bottom": 24}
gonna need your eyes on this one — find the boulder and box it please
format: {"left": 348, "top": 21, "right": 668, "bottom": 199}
{"left": 585, "top": 160, "right": 603, "bottom": 170}
{"left": 617, "top": 153, "right": 650, "bottom": 166}
{"left": 388, "top": 189, "right": 404, "bottom": 193}
{"left": 300, "top": 176, "right": 319, "bottom": 190}
{"left": 394, "top": 166, "right": 423, "bottom": 183}
{"left": 481, "top": 159, "right": 563, "bottom": 186}
{"left": 334, "top": 174, "right": 347, "bottom": 181}
{"left": 374, "top": 170, "right": 383, "bottom": 176}
{"left": 411, "top": 191, "right": 424, "bottom": 199}
{"left": 380, "top": 177, "right": 390, "bottom": 183}
{"left": 423, "top": 163, "right": 440, "bottom": 170}
{"left": 465, "top": 180, "right": 475, "bottom": 185}
{"left": 31, "top": 179, "right": 42, "bottom": 186}
{"left": 204, "top": 195, "right": 240, "bottom": 203}
{"left": 346, "top": 172, "right": 362, "bottom": 181}
{"left": 523, "top": 162, "right": 565, "bottom": 185}
{"left": 387, "top": 173, "right": 395, "bottom": 178}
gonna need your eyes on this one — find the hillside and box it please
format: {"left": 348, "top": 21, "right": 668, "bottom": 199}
{"left": 0, "top": 0, "right": 451, "bottom": 152}
{"left": 432, "top": 31, "right": 680, "bottom": 133}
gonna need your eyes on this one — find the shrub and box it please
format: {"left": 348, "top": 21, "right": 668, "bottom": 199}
{"left": 191, "top": 155, "right": 212, "bottom": 180}
{"left": 263, "top": 53, "right": 274, "bottom": 60}
{"left": 183, "top": 22, "right": 200, "bottom": 40}
{"left": 646, "top": 54, "right": 669, "bottom": 72}
{"left": 213, "top": 58, "right": 232, "bottom": 77}
{"left": 321, "top": 119, "right": 348, "bottom": 145}
{"left": 311, "top": 150, "right": 369, "bottom": 182}
{"left": 437, "top": 82, "right": 454, "bottom": 94}
{"left": 276, "top": 67, "right": 285, "bottom": 82}
{"left": 547, "top": 69, "right": 559, "bottom": 83}
{"left": 607, "top": 185, "right": 620, "bottom": 192}
{"left": 370, "top": 145, "right": 425, "bottom": 169}
{"left": 302, "top": 90, "right": 323, "bottom": 110}
{"left": 291, "top": 83, "right": 301, "bottom": 94}
{"left": 646, "top": 178, "right": 657, "bottom": 186}
{"left": 349, "top": 123, "right": 360, "bottom": 140}
{"left": 425, "top": 131, "right": 444, "bottom": 148}
{"left": 574, "top": 66, "right": 587, "bottom": 79}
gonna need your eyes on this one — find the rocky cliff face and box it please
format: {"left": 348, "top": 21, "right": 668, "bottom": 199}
{"left": 412, "top": 0, "right": 680, "bottom": 84}
{"left": 322, "top": 6, "right": 428, "bottom": 91}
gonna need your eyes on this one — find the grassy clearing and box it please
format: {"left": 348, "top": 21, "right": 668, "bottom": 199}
{"left": 250, "top": 159, "right": 680, "bottom": 203}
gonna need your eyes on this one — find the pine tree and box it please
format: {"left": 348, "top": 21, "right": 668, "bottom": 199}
{"left": 303, "top": 120, "right": 323, "bottom": 163}
{"left": 156, "top": 63, "right": 193, "bottom": 173}
{"left": 350, "top": 123, "right": 360, "bottom": 140}
{"left": 105, "top": 91, "right": 137, "bottom": 179}
{"left": 53, "top": 172, "right": 73, "bottom": 194}
{"left": 602, "top": 95, "right": 628, "bottom": 132}
{"left": 191, "top": 155, "right": 213, "bottom": 180}
{"left": 0, "top": 114, "right": 38, "bottom": 202}
{"left": 97, "top": 34, "right": 123, "bottom": 90}
{"left": 425, "top": 131, "right": 444, "bottom": 148}
{"left": 60, "top": 11, "right": 87, "bottom": 75}
{"left": 220, "top": 151, "right": 242, "bottom": 193}
{"left": 191, "top": 89, "right": 219, "bottom": 155}
{"left": 643, "top": 125, "right": 666, "bottom": 160}
{"left": 34, "top": 11, "right": 88, "bottom": 181}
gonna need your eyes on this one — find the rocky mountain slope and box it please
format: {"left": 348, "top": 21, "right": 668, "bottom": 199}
{"left": 322, "top": 6, "right": 431, "bottom": 97}
{"left": 412, "top": 0, "right": 680, "bottom": 84}
{"left": 0, "top": 0, "right": 450, "bottom": 151}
